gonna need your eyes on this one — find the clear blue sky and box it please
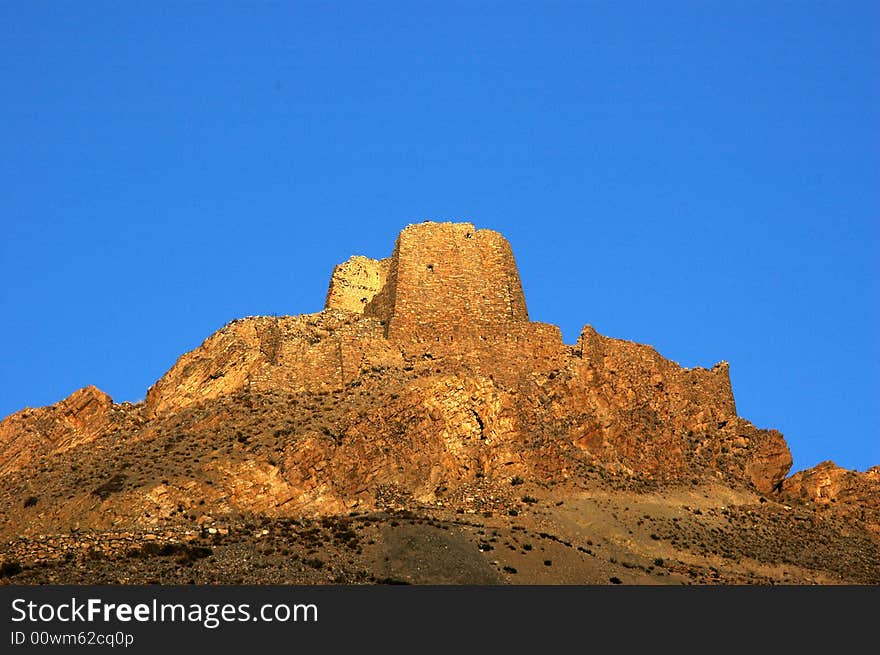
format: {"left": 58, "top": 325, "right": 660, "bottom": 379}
{"left": 1, "top": 2, "right": 877, "bottom": 474}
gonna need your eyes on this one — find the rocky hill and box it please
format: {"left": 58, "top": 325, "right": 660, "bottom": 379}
{"left": 1, "top": 222, "right": 877, "bottom": 585}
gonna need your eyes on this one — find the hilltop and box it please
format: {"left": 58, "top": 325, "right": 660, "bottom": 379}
{"left": 1, "top": 222, "right": 877, "bottom": 585}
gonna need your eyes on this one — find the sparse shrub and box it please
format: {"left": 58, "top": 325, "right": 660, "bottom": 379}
{"left": 510, "top": 476, "right": 524, "bottom": 486}
{"left": 176, "top": 546, "right": 212, "bottom": 565}
{"left": 0, "top": 561, "right": 22, "bottom": 578}
{"left": 92, "top": 474, "right": 127, "bottom": 500}
{"left": 23, "top": 496, "right": 38, "bottom": 508}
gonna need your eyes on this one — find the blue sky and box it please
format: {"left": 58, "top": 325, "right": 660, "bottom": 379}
{"left": 1, "top": 2, "right": 877, "bottom": 473}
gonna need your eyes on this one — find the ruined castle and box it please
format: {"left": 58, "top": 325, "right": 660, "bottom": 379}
{"left": 0, "top": 221, "right": 800, "bottom": 523}
{"left": 326, "top": 222, "right": 529, "bottom": 340}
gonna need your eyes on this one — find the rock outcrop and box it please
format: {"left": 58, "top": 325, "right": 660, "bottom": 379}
{"left": 783, "top": 461, "right": 880, "bottom": 528}
{"left": 0, "top": 386, "right": 132, "bottom": 475}
{"left": 143, "top": 311, "right": 402, "bottom": 416}
{"left": 325, "top": 255, "right": 390, "bottom": 314}
{"left": 7, "top": 221, "right": 792, "bottom": 495}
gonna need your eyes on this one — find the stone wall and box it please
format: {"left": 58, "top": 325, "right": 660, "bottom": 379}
{"left": 362, "top": 222, "right": 529, "bottom": 340}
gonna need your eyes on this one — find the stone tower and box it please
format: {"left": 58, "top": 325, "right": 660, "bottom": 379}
{"left": 325, "top": 221, "right": 529, "bottom": 340}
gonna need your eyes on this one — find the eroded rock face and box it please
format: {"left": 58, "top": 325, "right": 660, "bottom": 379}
{"left": 783, "top": 462, "right": 880, "bottom": 534}
{"left": 1, "top": 221, "right": 798, "bottom": 514}
{"left": 784, "top": 462, "right": 880, "bottom": 505}
{"left": 562, "top": 326, "right": 791, "bottom": 493}
{"left": 0, "top": 386, "right": 128, "bottom": 475}
{"left": 325, "top": 255, "right": 390, "bottom": 314}
{"left": 143, "top": 311, "right": 404, "bottom": 417}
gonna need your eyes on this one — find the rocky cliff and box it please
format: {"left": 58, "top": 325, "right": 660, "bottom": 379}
{"left": 0, "top": 386, "right": 138, "bottom": 476}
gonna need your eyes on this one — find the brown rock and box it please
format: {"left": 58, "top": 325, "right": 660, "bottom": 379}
{"left": 144, "top": 311, "right": 404, "bottom": 416}
{"left": 740, "top": 425, "right": 792, "bottom": 493}
{"left": 0, "top": 221, "right": 801, "bottom": 526}
{"left": 782, "top": 461, "right": 880, "bottom": 535}
{"left": 325, "top": 255, "right": 390, "bottom": 314}
{"left": 0, "top": 386, "right": 121, "bottom": 475}
{"left": 783, "top": 461, "right": 880, "bottom": 506}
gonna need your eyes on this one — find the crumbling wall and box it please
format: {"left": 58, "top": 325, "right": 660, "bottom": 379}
{"left": 324, "top": 256, "right": 391, "bottom": 314}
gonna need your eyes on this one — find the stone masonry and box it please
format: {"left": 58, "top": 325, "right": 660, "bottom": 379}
{"left": 356, "top": 222, "right": 529, "bottom": 340}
